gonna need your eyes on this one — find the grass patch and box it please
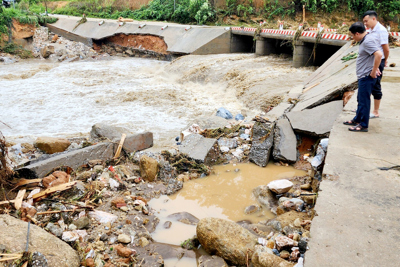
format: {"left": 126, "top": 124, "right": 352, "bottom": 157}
{"left": 0, "top": 43, "right": 33, "bottom": 58}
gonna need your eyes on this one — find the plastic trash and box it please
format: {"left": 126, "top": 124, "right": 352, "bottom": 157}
{"left": 216, "top": 107, "right": 233, "bottom": 119}
{"left": 235, "top": 114, "right": 244, "bottom": 121}
{"left": 311, "top": 138, "right": 329, "bottom": 169}
{"left": 89, "top": 210, "right": 118, "bottom": 224}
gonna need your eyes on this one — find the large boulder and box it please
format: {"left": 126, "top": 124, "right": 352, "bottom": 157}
{"left": 0, "top": 215, "right": 80, "bottom": 267}
{"left": 196, "top": 217, "right": 257, "bottom": 266}
{"left": 273, "top": 118, "right": 297, "bottom": 163}
{"left": 34, "top": 136, "right": 71, "bottom": 154}
{"left": 249, "top": 122, "right": 275, "bottom": 167}
{"left": 40, "top": 45, "right": 55, "bottom": 59}
{"left": 140, "top": 155, "right": 159, "bottom": 182}
{"left": 252, "top": 245, "right": 294, "bottom": 267}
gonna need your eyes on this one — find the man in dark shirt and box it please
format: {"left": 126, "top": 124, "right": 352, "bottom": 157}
{"left": 343, "top": 22, "right": 382, "bottom": 132}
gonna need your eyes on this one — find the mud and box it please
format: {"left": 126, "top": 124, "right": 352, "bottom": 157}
{"left": 149, "top": 162, "right": 306, "bottom": 246}
{"left": 104, "top": 34, "right": 168, "bottom": 54}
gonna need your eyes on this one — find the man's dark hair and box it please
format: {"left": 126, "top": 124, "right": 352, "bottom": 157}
{"left": 349, "top": 22, "right": 366, "bottom": 34}
{"left": 363, "top": 10, "right": 378, "bottom": 19}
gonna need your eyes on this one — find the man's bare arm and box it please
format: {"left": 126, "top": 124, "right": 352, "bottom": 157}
{"left": 382, "top": 44, "right": 390, "bottom": 66}
{"left": 371, "top": 50, "right": 383, "bottom": 78}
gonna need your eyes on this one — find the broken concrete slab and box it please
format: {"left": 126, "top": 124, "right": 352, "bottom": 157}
{"left": 249, "top": 122, "right": 275, "bottom": 167}
{"left": 123, "top": 132, "right": 153, "bottom": 153}
{"left": 273, "top": 118, "right": 297, "bottom": 163}
{"left": 90, "top": 123, "right": 134, "bottom": 141}
{"left": 20, "top": 142, "right": 114, "bottom": 178}
{"left": 265, "top": 102, "right": 292, "bottom": 122}
{"left": 292, "top": 43, "right": 358, "bottom": 112}
{"left": 179, "top": 134, "right": 220, "bottom": 165}
{"left": 90, "top": 123, "right": 153, "bottom": 153}
{"left": 286, "top": 100, "right": 343, "bottom": 137}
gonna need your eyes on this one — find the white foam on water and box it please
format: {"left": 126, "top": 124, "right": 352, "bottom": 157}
{"left": 0, "top": 54, "right": 312, "bottom": 147}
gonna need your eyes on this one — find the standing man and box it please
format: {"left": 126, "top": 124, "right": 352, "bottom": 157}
{"left": 362, "top": 10, "right": 389, "bottom": 118}
{"left": 343, "top": 22, "right": 382, "bottom": 132}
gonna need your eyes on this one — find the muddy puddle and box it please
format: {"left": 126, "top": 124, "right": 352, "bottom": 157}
{"left": 149, "top": 162, "right": 306, "bottom": 249}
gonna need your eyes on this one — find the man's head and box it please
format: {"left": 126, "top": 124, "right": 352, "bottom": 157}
{"left": 363, "top": 10, "right": 378, "bottom": 29}
{"left": 349, "top": 22, "right": 367, "bottom": 42}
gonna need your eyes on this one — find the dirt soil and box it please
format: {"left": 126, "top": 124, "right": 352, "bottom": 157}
{"left": 11, "top": 19, "right": 36, "bottom": 40}
{"left": 44, "top": 1, "right": 69, "bottom": 10}
{"left": 106, "top": 34, "right": 168, "bottom": 53}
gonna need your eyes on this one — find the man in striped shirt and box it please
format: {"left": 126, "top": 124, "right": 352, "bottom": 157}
{"left": 362, "top": 10, "right": 389, "bottom": 119}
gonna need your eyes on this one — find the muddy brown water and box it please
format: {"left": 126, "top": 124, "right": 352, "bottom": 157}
{"left": 149, "top": 162, "right": 306, "bottom": 245}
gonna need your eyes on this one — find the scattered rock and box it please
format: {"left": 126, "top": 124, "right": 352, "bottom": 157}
{"left": 249, "top": 122, "right": 275, "bottom": 167}
{"left": 34, "top": 136, "right": 71, "bottom": 154}
{"left": 268, "top": 179, "right": 294, "bottom": 194}
{"left": 139, "top": 237, "right": 149, "bottom": 247}
{"left": 118, "top": 234, "right": 131, "bottom": 244}
{"left": 216, "top": 107, "right": 233, "bottom": 119}
{"left": 167, "top": 212, "right": 199, "bottom": 225}
{"left": 40, "top": 45, "right": 55, "bottom": 58}
{"left": 252, "top": 245, "right": 294, "bottom": 267}
{"left": 115, "top": 244, "right": 134, "bottom": 257}
{"left": 253, "top": 185, "right": 279, "bottom": 212}
{"left": 275, "top": 235, "right": 298, "bottom": 249}
{"left": 163, "top": 221, "right": 172, "bottom": 229}
{"left": 139, "top": 155, "right": 159, "bottom": 182}
{"left": 197, "top": 217, "right": 257, "bottom": 266}
{"left": 198, "top": 255, "right": 228, "bottom": 267}
{"left": 73, "top": 217, "right": 90, "bottom": 229}
{"left": 217, "top": 138, "right": 238, "bottom": 149}
{"left": 244, "top": 204, "right": 261, "bottom": 214}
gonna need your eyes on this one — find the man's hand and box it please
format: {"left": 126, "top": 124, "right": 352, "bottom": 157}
{"left": 370, "top": 69, "right": 381, "bottom": 78}
{"left": 385, "top": 60, "right": 388, "bottom": 67}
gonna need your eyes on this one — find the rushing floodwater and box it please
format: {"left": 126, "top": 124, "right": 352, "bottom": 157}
{"left": 0, "top": 54, "right": 313, "bottom": 148}
{"left": 1, "top": 54, "right": 313, "bottom": 267}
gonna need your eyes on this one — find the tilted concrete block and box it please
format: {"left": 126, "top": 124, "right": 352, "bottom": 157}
{"left": 273, "top": 118, "right": 297, "bottom": 163}
{"left": 179, "top": 134, "right": 220, "bottom": 165}
{"left": 19, "top": 142, "right": 115, "bottom": 178}
{"left": 249, "top": 122, "right": 275, "bottom": 167}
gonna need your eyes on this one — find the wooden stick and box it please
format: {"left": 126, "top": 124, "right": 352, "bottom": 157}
{"left": 0, "top": 254, "right": 23, "bottom": 256}
{"left": 303, "top": 81, "right": 321, "bottom": 93}
{"left": 14, "top": 178, "right": 42, "bottom": 188}
{"left": 0, "top": 256, "right": 22, "bottom": 262}
{"left": 32, "top": 181, "right": 77, "bottom": 200}
{"left": 303, "top": 5, "right": 306, "bottom": 23}
{"left": 14, "top": 189, "right": 26, "bottom": 210}
{"left": 26, "top": 214, "right": 38, "bottom": 224}
{"left": 0, "top": 200, "right": 15, "bottom": 205}
{"left": 113, "top": 133, "right": 126, "bottom": 159}
{"left": 36, "top": 209, "right": 79, "bottom": 215}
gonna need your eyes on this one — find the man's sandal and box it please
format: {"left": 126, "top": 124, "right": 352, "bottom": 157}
{"left": 343, "top": 120, "right": 358, "bottom": 126}
{"left": 348, "top": 124, "right": 368, "bottom": 132}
